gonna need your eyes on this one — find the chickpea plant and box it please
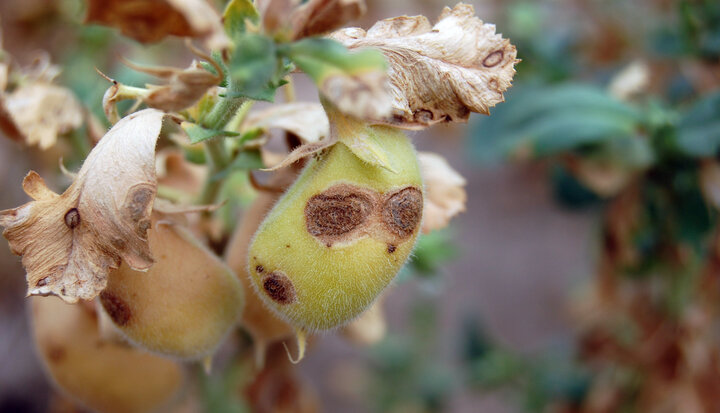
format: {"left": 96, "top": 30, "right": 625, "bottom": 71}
{"left": 0, "top": 0, "right": 516, "bottom": 411}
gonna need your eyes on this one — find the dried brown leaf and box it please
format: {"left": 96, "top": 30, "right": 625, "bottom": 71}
{"left": 85, "top": 0, "right": 230, "bottom": 50}
{"left": 418, "top": 152, "right": 466, "bottom": 233}
{"left": 2, "top": 83, "right": 83, "bottom": 149}
{"left": 331, "top": 3, "right": 518, "bottom": 128}
{"left": 243, "top": 102, "right": 329, "bottom": 143}
{"left": 0, "top": 109, "right": 165, "bottom": 302}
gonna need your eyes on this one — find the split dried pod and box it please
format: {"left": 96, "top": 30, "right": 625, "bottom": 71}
{"left": 100, "top": 217, "right": 244, "bottom": 359}
{"left": 31, "top": 296, "right": 184, "bottom": 413}
{"left": 248, "top": 109, "right": 423, "bottom": 336}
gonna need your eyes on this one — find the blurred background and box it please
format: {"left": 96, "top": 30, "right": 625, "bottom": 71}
{"left": 1, "top": 0, "right": 720, "bottom": 412}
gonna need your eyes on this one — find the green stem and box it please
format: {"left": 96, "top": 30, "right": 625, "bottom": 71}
{"left": 199, "top": 95, "right": 245, "bottom": 205}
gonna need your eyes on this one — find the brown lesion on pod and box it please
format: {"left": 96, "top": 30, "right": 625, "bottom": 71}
{"left": 262, "top": 271, "right": 297, "bottom": 305}
{"left": 99, "top": 291, "right": 132, "bottom": 326}
{"left": 382, "top": 187, "right": 423, "bottom": 239}
{"left": 305, "top": 184, "right": 376, "bottom": 245}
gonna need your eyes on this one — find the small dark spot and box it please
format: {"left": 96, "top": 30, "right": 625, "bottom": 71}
{"left": 100, "top": 291, "right": 131, "bottom": 326}
{"left": 47, "top": 345, "right": 66, "bottom": 363}
{"left": 382, "top": 187, "right": 423, "bottom": 238}
{"left": 35, "top": 277, "right": 49, "bottom": 287}
{"left": 326, "top": 243, "right": 331, "bottom": 248}
{"left": 286, "top": 245, "right": 290, "bottom": 248}
{"left": 111, "top": 237, "right": 127, "bottom": 251}
{"left": 482, "top": 50, "right": 504, "bottom": 68}
{"left": 262, "top": 271, "right": 296, "bottom": 305}
{"left": 305, "top": 185, "right": 374, "bottom": 239}
{"left": 414, "top": 110, "right": 434, "bottom": 124}
{"left": 387, "top": 244, "right": 396, "bottom": 253}
{"left": 64, "top": 208, "right": 80, "bottom": 229}
{"left": 60, "top": 287, "right": 66, "bottom": 295}
{"left": 256, "top": 265, "right": 264, "bottom": 273}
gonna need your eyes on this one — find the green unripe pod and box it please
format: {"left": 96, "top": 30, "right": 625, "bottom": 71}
{"left": 248, "top": 117, "right": 423, "bottom": 332}
{"left": 31, "top": 296, "right": 184, "bottom": 413}
{"left": 100, "top": 219, "right": 244, "bottom": 359}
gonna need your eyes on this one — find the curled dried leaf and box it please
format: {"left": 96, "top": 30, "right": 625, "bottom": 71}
{"left": 0, "top": 109, "right": 165, "bottom": 302}
{"left": 2, "top": 83, "right": 83, "bottom": 149}
{"left": 124, "top": 58, "right": 221, "bottom": 112}
{"left": 418, "top": 152, "right": 466, "bottom": 233}
{"left": 331, "top": 3, "right": 518, "bottom": 128}
{"left": 101, "top": 56, "right": 221, "bottom": 121}
{"left": 242, "top": 102, "right": 329, "bottom": 143}
{"left": 85, "top": 0, "right": 230, "bottom": 51}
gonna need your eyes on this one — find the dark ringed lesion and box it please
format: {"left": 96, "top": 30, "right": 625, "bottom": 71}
{"left": 482, "top": 50, "right": 504, "bottom": 68}
{"left": 382, "top": 187, "right": 423, "bottom": 239}
{"left": 305, "top": 184, "right": 375, "bottom": 244}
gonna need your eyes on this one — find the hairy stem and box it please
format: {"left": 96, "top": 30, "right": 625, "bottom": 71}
{"left": 199, "top": 96, "right": 245, "bottom": 205}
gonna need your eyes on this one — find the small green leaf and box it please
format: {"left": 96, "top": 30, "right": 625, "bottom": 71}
{"left": 227, "top": 33, "right": 284, "bottom": 101}
{"left": 676, "top": 92, "right": 720, "bottom": 156}
{"left": 223, "top": 0, "right": 259, "bottom": 37}
{"left": 181, "top": 122, "right": 239, "bottom": 144}
{"left": 212, "top": 150, "right": 265, "bottom": 181}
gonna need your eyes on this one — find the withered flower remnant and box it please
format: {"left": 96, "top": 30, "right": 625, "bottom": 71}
{"left": 418, "top": 152, "right": 467, "bottom": 233}
{"left": 0, "top": 109, "right": 164, "bottom": 303}
{"left": 0, "top": 54, "right": 83, "bottom": 149}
